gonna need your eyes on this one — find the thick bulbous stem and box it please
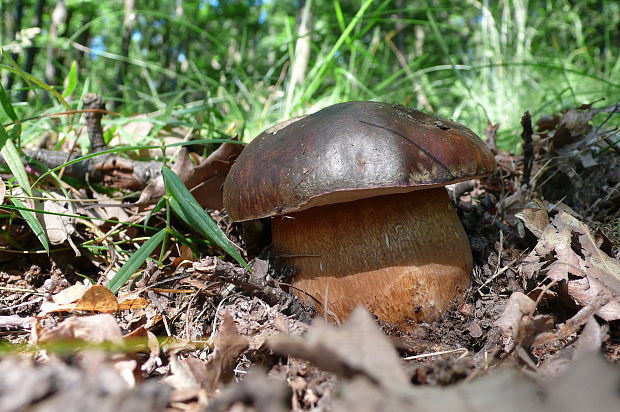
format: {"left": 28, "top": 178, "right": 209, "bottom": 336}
{"left": 271, "top": 188, "right": 472, "bottom": 325}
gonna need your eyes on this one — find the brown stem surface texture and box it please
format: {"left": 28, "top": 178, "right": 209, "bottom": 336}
{"left": 272, "top": 188, "right": 472, "bottom": 326}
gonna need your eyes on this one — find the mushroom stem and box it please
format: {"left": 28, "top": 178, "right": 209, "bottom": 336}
{"left": 271, "top": 188, "right": 472, "bottom": 325}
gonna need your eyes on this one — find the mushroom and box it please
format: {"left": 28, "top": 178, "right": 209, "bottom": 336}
{"left": 223, "top": 101, "right": 495, "bottom": 325}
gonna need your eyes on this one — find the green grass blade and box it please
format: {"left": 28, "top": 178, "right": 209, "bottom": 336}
{"left": 9, "top": 197, "right": 49, "bottom": 253}
{"left": 0, "top": 124, "right": 31, "bottom": 197}
{"left": 107, "top": 228, "right": 167, "bottom": 293}
{"left": 296, "top": 0, "right": 375, "bottom": 110}
{"left": 1, "top": 50, "right": 71, "bottom": 109}
{"left": 0, "top": 82, "right": 18, "bottom": 123}
{"left": 161, "top": 167, "right": 249, "bottom": 270}
{"left": 62, "top": 61, "right": 78, "bottom": 98}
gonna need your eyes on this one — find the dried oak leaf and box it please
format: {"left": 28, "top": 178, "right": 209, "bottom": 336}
{"left": 521, "top": 210, "right": 620, "bottom": 320}
{"left": 521, "top": 211, "right": 580, "bottom": 281}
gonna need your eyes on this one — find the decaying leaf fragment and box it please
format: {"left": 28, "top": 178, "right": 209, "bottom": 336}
{"left": 164, "top": 311, "right": 249, "bottom": 397}
{"left": 519, "top": 209, "right": 620, "bottom": 320}
{"left": 34, "top": 313, "right": 123, "bottom": 344}
{"left": 495, "top": 292, "right": 553, "bottom": 353}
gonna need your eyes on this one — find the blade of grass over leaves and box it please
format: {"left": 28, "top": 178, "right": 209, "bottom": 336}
{"left": 161, "top": 167, "right": 249, "bottom": 270}
{"left": 0, "top": 124, "right": 31, "bottom": 197}
{"left": 3, "top": 201, "right": 160, "bottom": 231}
{"left": 0, "top": 84, "right": 30, "bottom": 195}
{"left": 9, "top": 197, "right": 49, "bottom": 253}
{"left": 0, "top": 82, "right": 19, "bottom": 126}
{"left": 107, "top": 228, "right": 167, "bottom": 294}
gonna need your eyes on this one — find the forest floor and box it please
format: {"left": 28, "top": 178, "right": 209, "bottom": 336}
{"left": 0, "top": 103, "right": 619, "bottom": 412}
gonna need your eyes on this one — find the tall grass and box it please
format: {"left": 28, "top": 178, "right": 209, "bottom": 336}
{"left": 3, "top": 0, "right": 619, "bottom": 150}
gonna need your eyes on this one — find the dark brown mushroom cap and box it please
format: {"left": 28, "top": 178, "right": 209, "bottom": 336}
{"left": 223, "top": 101, "right": 496, "bottom": 221}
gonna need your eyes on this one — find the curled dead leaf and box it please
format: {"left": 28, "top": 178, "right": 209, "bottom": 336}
{"left": 35, "top": 313, "right": 123, "bottom": 344}
{"left": 515, "top": 207, "right": 549, "bottom": 238}
{"left": 40, "top": 285, "right": 128, "bottom": 314}
{"left": 39, "top": 191, "right": 76, "bottom": 246}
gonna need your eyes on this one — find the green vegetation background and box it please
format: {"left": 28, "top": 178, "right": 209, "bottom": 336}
{"left": 2, "top": 0, "right": 619, "bottom": 150}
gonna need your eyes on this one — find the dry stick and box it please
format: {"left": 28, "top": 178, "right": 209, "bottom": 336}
{"left": 82, "top": 93, "right": 107, "bottom": 153}
{"left": 403, "top": 347, "right": 468, "bottom": 361}
{"left": 209, "top": 260, "right": 314, "bottom": 323}
{"left": 0, "top": 298, "right": 44, "bottom": 312}
{"left": 2, "top": 97, "right": 161, "bottom": 191}
{"left": 520, "top": 111, "right": 534, "bottom": 188}
{"left": 476, "top": 258, "right": 518, "bottom": 295}
{"left": 0, "top": 316, "right": 33, "bottom": 329}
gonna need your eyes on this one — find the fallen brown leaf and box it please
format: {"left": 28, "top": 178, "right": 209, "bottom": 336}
{"left": 522, "top": 210, "right": 620, "bottom": 320}
{"left": 137, "top": 142, "right": 242, "bottom": 209}
{"left": 117, "top": 291, "right": 149, "bottom": 310}
{"left": 35, "top": 313, "right": 123, "bottom": 344}
{"left": 204, "top": 311, "right": 250, "bottom": 390}
{"left": 40, "top": 285, "right": 123, "bottom": 314}
{"left": 75, "top": 285, "right": 120, "bottom": 313}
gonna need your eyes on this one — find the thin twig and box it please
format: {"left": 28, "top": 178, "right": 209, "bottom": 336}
{"left": 0, "top": 297, "right": 44, "bottom": 312}
{"left": 0, "top": 316, "right": 33, "bottom": 329}
{"left": 521, "top": 111, "right": 534, "bottom": 188}
{"left": 477, "top": 258, "right": 518, "bottom": 295}
{"left": 403, "top": 347, "right": 469, "bottom": 360}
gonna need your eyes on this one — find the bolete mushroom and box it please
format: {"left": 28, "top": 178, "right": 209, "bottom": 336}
{"left": 223, "top": 101, "right": 495, "bottom": 325}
